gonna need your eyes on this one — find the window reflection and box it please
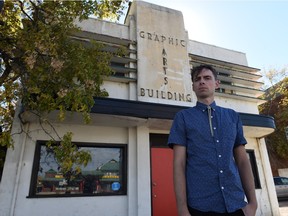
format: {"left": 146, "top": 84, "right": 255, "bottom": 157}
{"left": 31, "top": 142, "right": 127, "bottom": 197}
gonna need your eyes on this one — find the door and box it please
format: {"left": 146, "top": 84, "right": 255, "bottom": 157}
{"left": 151, "top": 134, "right": 177, "bottom": 216}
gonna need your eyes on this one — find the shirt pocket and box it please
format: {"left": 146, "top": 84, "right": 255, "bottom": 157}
{"left": 222, "top": 122, "right": 237, "bottom": 144}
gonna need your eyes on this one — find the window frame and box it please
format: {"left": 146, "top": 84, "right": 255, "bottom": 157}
{"left": 28, "top": 141, "right": 127, "bottom": 198}
{"left": 246, "top": 149, "right": 261, "bottom": 189}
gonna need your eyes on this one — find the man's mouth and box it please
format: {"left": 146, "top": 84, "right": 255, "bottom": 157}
{"left": 199, "top": 87, "right": 207, "bottom": 91}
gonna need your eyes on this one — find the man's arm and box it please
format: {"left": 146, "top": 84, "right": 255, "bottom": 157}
{"left": 234, "top": 145, "right": 257, "bottom": 216}
{"left": 173, "top": 145, "right": 191, "bottom": 216}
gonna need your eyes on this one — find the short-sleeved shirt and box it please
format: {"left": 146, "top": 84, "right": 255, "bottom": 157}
{"left": 168, "top": 101, "right": 247, "bottom": 213}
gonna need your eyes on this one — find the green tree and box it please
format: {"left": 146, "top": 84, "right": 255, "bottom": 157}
{"left": 0, "top": 0, "right": 127, "bottom": 180}
{"left": 259, "top": 68, "right": 288, "bottom": 174}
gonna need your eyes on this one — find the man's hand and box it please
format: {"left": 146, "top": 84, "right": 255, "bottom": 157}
{"left": 178, "top": 209, "right": 191, "bottom": 216}
{"left": 242, "top": 202, "right": 257, "bottom": 216}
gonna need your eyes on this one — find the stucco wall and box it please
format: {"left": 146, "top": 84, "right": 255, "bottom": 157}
{"left": 216, "top": 96, "right": 260, "bottom": 114}
{"left": 75, "top": 18, "right": 130, "bottom": 40}
{"left": 2, "top": 122, "right": 132, "bottom": 216}
{"left": 278, "top": 169, "right": 288, "bottom": 177}
{"left": 245, "top": 138, "right": 279, "bottom": 215}
{"left": 188, "top": 40, "right": 249, "bottom": 66}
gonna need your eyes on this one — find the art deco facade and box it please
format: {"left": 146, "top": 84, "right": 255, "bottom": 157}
{"left": 0, "top": 1, "right": 277, "bottom": 216}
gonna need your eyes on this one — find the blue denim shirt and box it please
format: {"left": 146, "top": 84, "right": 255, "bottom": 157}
{"left": 168, "top": 101, "right": 247, "bottom": 213}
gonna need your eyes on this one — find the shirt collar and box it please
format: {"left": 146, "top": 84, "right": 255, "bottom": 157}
{"left": 196, "top": 101, "right": 217, "bottom": 112}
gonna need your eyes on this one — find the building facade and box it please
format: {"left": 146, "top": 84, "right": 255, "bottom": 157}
{"left": 0, "top": 1, "right": 278, "bottom": 216}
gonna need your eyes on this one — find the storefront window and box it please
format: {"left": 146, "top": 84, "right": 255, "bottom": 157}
{"left": 28, "top": 141, "right": 127, "bottom": 197}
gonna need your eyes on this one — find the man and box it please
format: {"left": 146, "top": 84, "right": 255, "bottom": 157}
{"left": 168, "top": 65, "right": 257, "bottom": 216}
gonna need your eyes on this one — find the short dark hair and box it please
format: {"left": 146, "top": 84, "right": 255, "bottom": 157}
{"left": 191, "top": 64, "right": 218, "bottom": 82}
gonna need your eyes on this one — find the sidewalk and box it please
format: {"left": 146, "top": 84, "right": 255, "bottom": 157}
{"left": 279, "top": 206, "right": 288, "bottom": 216}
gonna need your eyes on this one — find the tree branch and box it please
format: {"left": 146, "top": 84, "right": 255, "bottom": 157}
{"left": 18, "top": 0, "right": 34, "bottom": 22}
{"left": 0, "top": 52, "right": 13, "bottom": 86}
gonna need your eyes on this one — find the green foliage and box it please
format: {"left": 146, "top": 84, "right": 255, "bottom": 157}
{"left": 47, "top": 132, "right": 92, "bottom": 183}
{"left": 0, "top": 131, "right": 13, "bottom": 148}
{"left": 0, "top": 0, "right": 127, "bottom": 177}
{"left": 259, "top": 75, "right": 288, "bottom": 158}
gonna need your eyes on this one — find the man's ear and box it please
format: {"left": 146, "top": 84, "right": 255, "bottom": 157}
{"left": 215, "top": 80, "right": 220, "bottom": 89}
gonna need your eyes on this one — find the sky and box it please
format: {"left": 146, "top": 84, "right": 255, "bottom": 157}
{"left": 123, "top": 0, "right": 288, "bottom": 73}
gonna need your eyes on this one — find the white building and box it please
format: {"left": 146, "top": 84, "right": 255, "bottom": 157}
{"left": 0, "top": 1, "right": 278, "bottom": 216}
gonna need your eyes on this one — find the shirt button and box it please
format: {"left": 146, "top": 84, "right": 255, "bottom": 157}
{"left": 221, "top": 187, "right": 224, "bottom": 190}
{"left": 219, "top": 155, "right": 222, "bottom": 158}
{"left": 211, "top": 116, "right": 213, "bottom": 118}
{"left": 216, "top": 140, "right": 219, "bottom": 143}
{"left": 220, "top": 170, "right": 223, "bottom": 173}
{"left": 213, "top": 127, "right": 216, "bottom": 130}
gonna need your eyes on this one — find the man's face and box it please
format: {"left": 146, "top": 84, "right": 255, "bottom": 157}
{"left": 192, "top": 69, "right": 220, "bottom": 99}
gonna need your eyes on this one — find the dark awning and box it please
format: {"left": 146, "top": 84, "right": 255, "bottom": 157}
{"left": 91, "top": 97, "right": 275, "bottom": 129}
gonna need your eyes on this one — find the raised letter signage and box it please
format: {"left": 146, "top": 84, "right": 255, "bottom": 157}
{"left": 133, "top": 1, "right": 194, "bottom": 106}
